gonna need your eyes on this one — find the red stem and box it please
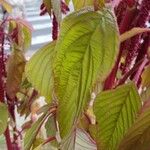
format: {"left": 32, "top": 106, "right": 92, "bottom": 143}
{"left": 4, "top": 127, "right": 13, "bottom": 150}
{"left": 43, "top": 136, "right": 56, "bottom": 145}
{"left": 133, "top": 57, "right": 149, "bottom": 86}
{"left": 52, "top": 13, "right": 58, "bottom": 40}
{"left": 118, "top": 58, "right": 147, "bottom": 85}
{"left": 103, "top": 2, "right": 137, "bottom": 90}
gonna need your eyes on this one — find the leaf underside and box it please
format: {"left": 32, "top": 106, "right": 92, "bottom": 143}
{"left": 25, "top": 42, "right": 55, "bottom": 102}
{"left": 93, "top": 83, "right": 141, "bottom": 150}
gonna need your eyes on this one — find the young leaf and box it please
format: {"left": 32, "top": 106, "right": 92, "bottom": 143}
{"left": 93, "top": 83, "right": 141, "bottom": 150}
{"left": 72, "top": 0, "right": 93, "bottom": 10}
{"left": 53, "top": 7, "right": 119, "bottom": 141}
{"left": 25, "top": 42, "right": 56, "bottom": 102}
{"left": 0, "top": 0, "right": 12, "bottom": 13}
{"left": 119, "top": 107, "right": 150, "bottom": 150}
{"left": 0, "top": 102, "right": 8, "bottom": 135}
{"left": 22, "top": 24, "right": 32, "bottom": 50}
{"left": 6, "top": 50, "right": 26, "bottom": 99}
{"left": 43, "top": 0, "right": 52, "bottom": 15}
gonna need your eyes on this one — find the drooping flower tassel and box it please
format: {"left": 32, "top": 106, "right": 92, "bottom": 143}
{"left": 52, "top": 13, "right": 58, "bottom": 40}
{"left": 122, "top": 0, "right": 150, "bottom": 74}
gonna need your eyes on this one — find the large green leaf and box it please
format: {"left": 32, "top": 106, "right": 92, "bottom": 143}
{"left": 53, "top": 7, "right": 119, "bottom": 140}
{"left": 0, "top": 102, "right": 8, "bottom": 135}
{"left": 118, "top": 107, "right": 150, "bottom": 150}
{"left": 25, "top": 42, "right": 55, "bottom": 102}
{"left": 93, "top": 83, "right": 141, "bottom": 150}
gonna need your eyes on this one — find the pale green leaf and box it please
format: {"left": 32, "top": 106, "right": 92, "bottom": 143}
{"left": 0, "top": 102, "right": 8, "bottom": 135}
{"left": 25, "top": 42, "right": 55, "bottom": 102}
{"left": 22, "top": 25, "right": 32, "bottom": 50}
{"left": 93, "top": 83, "right": 141, "bottom": 150}
{"left": 53, "top": 7, "right": 119, "bottom": 140}
{"left": 72, "top": 0, "right": 93, "bottom": 10}
{"left": 119, "top": 107, "right": 150, "bottom": 150}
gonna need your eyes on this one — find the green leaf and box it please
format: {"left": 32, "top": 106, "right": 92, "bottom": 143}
{"left": 72, "top": 0, "right": 93, "bottom": 10}
{"left": 93, "top": 83, "right": 141, "bottom": 150}
{"left": 53, "top": 8, "right": 119, "bottom": 140}
{"left": 0, "top": 102, "right": 8, "bottom": 135}
{"left": 43, "top": 0, "right": 52, "bottom": 15}
{"left": 22, "top": 25, "right": 32, "bottom": 50}
{"left": 64, "top": 0, "right": 70, "bottom": 5}
{"left": 45, "top": 116, "right": 58, "bottom": 147}
{"left": 24, "top": 113, "right": 49, "bottom": 150}
{"left": 25, "top": 42, "right": 55, "bottom": 102}
{"left": 118, "top": 107, "right": 150, "bottom": 150}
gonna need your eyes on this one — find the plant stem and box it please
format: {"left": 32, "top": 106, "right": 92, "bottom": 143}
{"left": 133, "top": 57, "right": 149, "bottom": 86}
{"left": 4, "top": 127, "right": 13, "bottom": 150}
{"left": 0, "top": 11, "right": 14, "bottom": 150}
{"left": 118, "top": 58, "right": 146, "bottom": 85}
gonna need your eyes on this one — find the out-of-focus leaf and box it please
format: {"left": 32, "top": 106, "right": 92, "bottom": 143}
{"left": 45, "top": 116, "right": 56, "bottom": 137}
{"left": 141, "top": 86, "right": 150, "bottom": 102}
{"left": 51, "top": 0, "right": 62, "bottom": 23}
{"left": 9, "top": 19, "right": 32, "bottom": 50}
{"left": 6, "top": 50, "right": 26, "bottom": 99}
{"left": 24, "top": 113, "right": 49, "bottom": 150}
{"left": 72, "top": 0, "right": 104, "bottom": 10}
{"left": 0, "top": 102, "right": 8, "bottom": 135}
{"left": 93, "top": 83, "right": 141, "bottom": 150}
{"left": 53, "top": 7, "right": 119, "bottom": 142}
{"left": 65, "top": 0, "right": 70, "bottom": 4}
{"left": 0, "top": 0, "right": 12, "bottom": 13}
{"left": 25, "top": 42, "right": 55, "bottom": 102}
{"left": 33, "top": 144, "right": 42, "bottom": 150}
{"left": 45, "top": 116, "right": 58, "bottom": 147}
{"left": 22, "top": 25, "right": 32, "bottom": 50}
{"left": 32, "top": 138, "right": 44, "bottom": 150}
{"left": 118, "top": 107, "right": 150, "bottom": 150}
{"left": 141, "top": 64, "right": 150, "bottom": 87}
{"left": 72, "top": 0, "right": 93, "bottom": 10}
{"left": 43, "top": 0, "right": 52, "bottom": 15}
